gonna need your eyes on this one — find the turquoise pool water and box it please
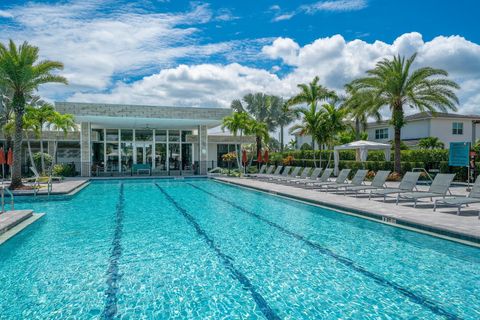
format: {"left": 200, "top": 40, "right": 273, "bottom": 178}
{"left": 0, "top": 179, "right": 479, "bottom": 319}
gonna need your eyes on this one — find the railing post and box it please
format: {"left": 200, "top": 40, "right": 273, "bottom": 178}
{"left": 1, "top": 188, "right": 4, "bottom": 213}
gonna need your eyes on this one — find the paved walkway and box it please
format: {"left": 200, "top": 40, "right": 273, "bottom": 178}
{"left": 214, "top": 177, "right": 480, "bottom": 245}
{"left": 2, "top": 178, "right": 89, "bottom": 196}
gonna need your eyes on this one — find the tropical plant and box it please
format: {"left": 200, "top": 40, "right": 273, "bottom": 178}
{"left": 221, "top": 111, "right": 250, "bottom": 169}
{"left": 245, "top": 118, "right": 269, "bottom": 158}
{"left": 418, "top": 137, "right": 444, "bottom": 149}
{"left": 351, "top": 53, "right": 459, "bottom": 173}
{"left": 231, "top": 93, "right": 281, "bottom": 157}
{"left": 276, "top": 100, "right": 298, "bottom": 151}
{"left": 49, "top": 112, "right": 76, "bottom": 164}
{"left": 0, "top": 40, "right": 67, "bottom": 189}
{"left": 288, "top": 76, "right": 336, "bottom": 167}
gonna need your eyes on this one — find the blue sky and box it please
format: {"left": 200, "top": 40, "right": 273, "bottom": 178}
{"left": 1, "top": 0, "right": 479, "bottom": 117}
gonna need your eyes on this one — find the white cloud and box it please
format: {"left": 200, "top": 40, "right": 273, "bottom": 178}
{"left": 272, "top": 13, "right": 295, "bottom": 22}
{"left": 70, "top": 33, "right": 480, "bottom": 117}
{"left": 0, "top": 10, "right": 13, "bottom": 18}
{"left": 301, "top": 0, "right": 368, "bottom": 13}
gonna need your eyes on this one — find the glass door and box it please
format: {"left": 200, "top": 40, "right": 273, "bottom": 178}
{"left": 136, "top": 146, "right": 144, "bottom": 164}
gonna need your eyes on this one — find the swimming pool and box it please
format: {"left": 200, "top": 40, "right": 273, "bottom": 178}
{"left": 0, "top": 179, "right": 479, "bottom": 319}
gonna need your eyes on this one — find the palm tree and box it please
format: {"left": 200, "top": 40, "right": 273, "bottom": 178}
{"left": 351, "top": 53, "right": 459, "bottom": 173}
{"left": 0, "top": 40, "right": 67, "bottom": 189}
{"left": 48, "top": 112, "right": 76, "bottom": 164}
{"left": 26, "top": 101, "right": 56, "bottom": 173}
{"left": 221, "top": 111, "right": 250, "bottom": 169}
{"left": 288, "top": 76, "right": 336, "bottom": 167}
{"left": 231, "top": 93, "right": 281, "bottom": 157}
{"left": 276, "top": 100, "right": 298, "bottom": 152}
{"left": 343, "top": 83, "right": 381, "bottom": 140}
{"left": 246, "top": 118, "right": 269, "bottom": 166}
{"left": 418, "top": 137, "right": 444, "bottom": 149}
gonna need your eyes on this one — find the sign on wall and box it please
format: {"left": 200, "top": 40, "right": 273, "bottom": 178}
{"left": 449, "top": 142, "right": 470, "bottom": 167}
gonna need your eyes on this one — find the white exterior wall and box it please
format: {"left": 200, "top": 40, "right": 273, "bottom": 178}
{"left": 207, "top": 143, "right": 218, "bottom": 165}
{"left": 429, "top": 118, "right": 475, "bottom": 146}
{"left": 368, "top": 119, "right": 430, "bottom": 142}
{"left": 296, "top": 135, "right": 313, "bottom": 148}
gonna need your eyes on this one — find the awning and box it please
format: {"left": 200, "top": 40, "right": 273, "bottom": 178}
{"left": 333, "top": 140, "right": 391, "bottom": 175}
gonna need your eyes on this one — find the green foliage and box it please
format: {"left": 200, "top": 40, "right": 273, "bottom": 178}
{"left": 418, "top": 137, "right": 444, "bottom": 149}
{"left": 32, "top": 152, "right": 52, "bottom": 169}
{"left": 52, "top": 163, "right": 76, "bottom": 177}
{"left": 300, "top": 143, "right": 312, "bottom": 150}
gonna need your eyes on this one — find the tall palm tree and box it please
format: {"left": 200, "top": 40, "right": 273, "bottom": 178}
{"left": 351, "top": 53, "right": 459, "bottom": 173}
{"left": 343, "top": 83, "right": 381, "bottom": 140}
{"left": 288, "top": 76, "right": 336, "bottom": 167}
{"left": 0, "top": 40, "right": 67, "bottom": 189}
{"left": 231, "top": 93, "right": 281, "bottom": 157}
{"left": 276, "top": 99, "right": 298, "bottom": 152}
{"left": 221, "top": 111, "right": 250, "bottom": 169}
{"left": 246, "top": 118, "right": 269, "bottom": 162}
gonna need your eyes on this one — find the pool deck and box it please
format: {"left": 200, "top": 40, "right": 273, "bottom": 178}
{"left": 0, "top": 210, "right": 44, "bottom": 245}
{"left": 214, "top": 177, "right": 480, "bottom": 246}
{"left": 3, "top": 178, "right": 90, "bottom": 196}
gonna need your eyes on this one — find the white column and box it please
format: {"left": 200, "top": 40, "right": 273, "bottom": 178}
{"left": 198, "top": 125, "right": 208, "bottom": 174}
{"left": 80, "top": 122, "right": 91, "bottom": 177}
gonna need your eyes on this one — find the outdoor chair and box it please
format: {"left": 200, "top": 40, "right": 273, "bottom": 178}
{"left": 284, "top": 167, "right": 316, "bottom": 184}
{"left": 266, "top": 166, "right": 291, "bottom": 180}
{"left": 396, "top": 173, "right": 456, "bottom": 208}
{"left": 433, "top": 175, "right": 480, "bottom": 218}
{"left": 256, "top": 165, "right": 283, "bottom": 179}
{"left": 298, "top": 168, "right": 332, "bottom": 186}
{"left": 246, "top": 164, "right": 268, "bottom": 177}
{"left": 272, "top": 166, "right": 302, "bottom": 182}
{"left": 368, "top": 172, "right": 421, "bottom": 201}
{"left": 304, "top": 169, "right": 350, "bottom": 189}
{"left": 323, "top": 169, "right": 368, "bottom": 192}
{"left": 343, "top": 170, "right": 391, "bottom": 197}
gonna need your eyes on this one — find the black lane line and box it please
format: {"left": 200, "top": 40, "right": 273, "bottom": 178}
{"left": 154, "top": 183, "right": 280, "bottom": 320}
{"left": 102, "top": 183, "right": 125, "bottom": 320}
{"left": 187, "top": 182, "right": 461, "bottom": 320}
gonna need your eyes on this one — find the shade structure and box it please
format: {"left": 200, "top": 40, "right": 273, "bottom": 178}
{"left": 257, "top": 150, "right": 263, "bottom": 163}
{"left": 263, "top": 150, "right": 269, "bottom": 163}
{"left": 6, "top": 148, "right": 13, "bottom": 166}
{"left": 0, "top": 147, "right": 5, "bottom": 165}
{"left": 241, "top": 149, "right": 247, "bottom": 164}
{"left": 333, "top": 140, "right": 391, "bottom": 175}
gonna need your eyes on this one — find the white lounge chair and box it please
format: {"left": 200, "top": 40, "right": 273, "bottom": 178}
{"left": 368, "top": 172, "right": 421, "bottom": 201}
{"left": 324, "top": 169, "right": 368, "bottom": 192}
{"left": 305, "top": 169, "right": 350, "bottom": 189}
{"left": 396, "top": 173, "right": 456, "bottom": 208}
{"left": 344, "top": 170, "right": 391, "bottom": 197}
{"left": 297, "top": 168, "right": 332, "bottom": 186}
{"left": 272, "top": 166, "right": 302, "bottom": 182}
{"left": 434, "top": 175, "right": 480, "bottom": 218}
{"left": 256, "top": 166, "right": 283, "bottom": 179}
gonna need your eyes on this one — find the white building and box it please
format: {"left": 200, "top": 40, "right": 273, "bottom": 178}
{"left": 295, "top": 112, "right": 480, "bottom": 149}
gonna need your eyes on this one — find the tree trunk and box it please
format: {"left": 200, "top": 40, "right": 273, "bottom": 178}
{"left": 355, "top": 118, "right": 360, "bottom": 141}
{"left": 311, "top": 138, "right": 316, "bottom": 168}
{"left": 10, "top": 94, "right": 25, "bottom": 189}
{"left": 256, "top": 135, "right": 262, "bottom": 166}
{"left": 280, "top": 125, "right": 284, "bottom": 152}
{"left": 392, "top": 104, "right": 404, "bottom": 174}
{"left": 24, "top": 131, "right": 36, "bottom": 173}
{"left": 40, "top": 133, "right": 45, "bottom": 174}
{"left": 394, "top": 126, "right": 401, "bottom": 173}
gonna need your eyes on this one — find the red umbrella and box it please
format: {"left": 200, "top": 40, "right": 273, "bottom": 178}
{"left": 263, "top": 150, "right": 269, "bottom": 163}
{"left": 241, "top": 149, "right": 247, "bottom": 164}
{"left": 257, "top": 150, "right": 263, "bottom": 163}
{"left": 6, "top": 148, "right": 12, "bottom": 166}
{"left": 0, "top": 147, "right": 5, "bottom": 165}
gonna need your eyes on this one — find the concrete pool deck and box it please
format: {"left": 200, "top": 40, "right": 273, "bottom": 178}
{"left": 214, "top": 177, "right": 480, "bottom": 246}
{"left": 0, "top": 210, "right": 44, "bottom": 245}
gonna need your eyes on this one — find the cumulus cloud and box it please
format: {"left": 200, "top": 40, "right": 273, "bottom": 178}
{"left": 69, "top": 33, "right": 480, "bottom": 117}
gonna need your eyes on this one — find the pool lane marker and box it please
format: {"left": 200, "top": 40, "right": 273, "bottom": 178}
{"left": 154, "top": 183, "right": 281, "bottom": 320}
{"left": 187, "top": 182, "right": 461, "bottom": 320}
{"left": 102, "top": 183, "right": 125, "bottom": 320}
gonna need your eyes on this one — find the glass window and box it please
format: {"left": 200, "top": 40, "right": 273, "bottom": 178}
{"left": 155, "top": 130, "right": 167, "bottom": 142}
{"left": 155, "top": 143, "right": 167, "bottom": 170}
{"left": 92, "top": 129, "right": 104, "bottom": 142}
{"left": 106, "top": 143, "right": 119, "bottom": 172}
{"left": 121, "top": 142, "right": 133, "bottom": 172}
{"left": 182, "top": 144, "right": 193, "bottom": 170}
{"left": 169, "top": 143, "right": 181, "bottom": 170}
{"left": 121, "top": 129, "right": 133, "bottom": 141}
{"left": 169, "top": 130, "right": 180, "bottom": 142}
{"left": 135, "top": 130, "right": 153, "bottom": 141}
{"left": 182, "top": 130, "right": 192, "bottom": 142}
{"left": 375, "top": 128, "right": 389, "bottom": 139}
{"left": 92, "top": 142, "right": 104, "bottom": 165}
{"left": 106, "top": 129, "right": 119, "bottom": 141}
{"left": 452, "top": 122, "right": 463, "bottom": 135}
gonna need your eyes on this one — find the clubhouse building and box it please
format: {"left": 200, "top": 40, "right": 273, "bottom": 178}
{"left": 1, "top": 102, "right": 253, "bottom": 177}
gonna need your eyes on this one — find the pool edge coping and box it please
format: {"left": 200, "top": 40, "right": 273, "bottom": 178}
{"left": 0, "top": 213, "right": 45, "bottom": 245}
{"left": 212, "top": 177, "right": 480, "bottom": 248}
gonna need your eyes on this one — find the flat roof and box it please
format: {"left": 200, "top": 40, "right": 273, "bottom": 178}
{"left": 55, "top": 102, "right": 232, "bottom": 129}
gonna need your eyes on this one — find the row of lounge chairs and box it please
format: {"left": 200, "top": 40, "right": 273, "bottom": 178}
{"left": 249, "top": 165, "right": 480, "bottom": 217}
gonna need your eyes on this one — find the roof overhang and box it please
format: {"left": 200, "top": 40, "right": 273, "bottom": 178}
{"left": 55, "top": 102, "right": 232, "bottom": 129}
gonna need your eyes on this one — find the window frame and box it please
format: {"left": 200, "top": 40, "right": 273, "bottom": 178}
{"left": 375, "top": 128, "right": 389, "bottom": 140}
{"left": 452, "top": 122, "right": 464, "bottom": 135}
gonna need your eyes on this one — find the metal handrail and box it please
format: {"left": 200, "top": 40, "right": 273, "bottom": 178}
{"left": 1, "top": 185, "right": 14, "bottom": 213}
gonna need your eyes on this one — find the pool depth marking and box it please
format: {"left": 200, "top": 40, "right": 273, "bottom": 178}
{"left": 154, "top": 183, "right": 281, "bottom": 320}
{"left": 102, "top": 183, "right": 125, "bottom": 320}
{"left": 187, "top": 182, "right": 461, "bottom": 320}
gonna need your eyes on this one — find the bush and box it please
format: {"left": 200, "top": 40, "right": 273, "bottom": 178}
{"left": 52, "top": 163, "right": 76, "bottom": 177}
{"left": 32, "top": 152, "right": 52, "bottom": 172}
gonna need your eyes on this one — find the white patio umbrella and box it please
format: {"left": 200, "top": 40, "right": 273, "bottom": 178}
{"left": 333, "top": 140, "right": 391, "bottom": 175}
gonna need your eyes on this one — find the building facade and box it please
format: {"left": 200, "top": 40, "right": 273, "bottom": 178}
{"left": 1, "top": 102, "right": 254, "bottom": 177}
{"left": 295, "top": 112, "right": 480, "bottom": 149}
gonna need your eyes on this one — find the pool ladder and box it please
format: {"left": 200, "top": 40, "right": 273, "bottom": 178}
{"left": 0, "top": 185, "right": 14, "bottom": 213}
